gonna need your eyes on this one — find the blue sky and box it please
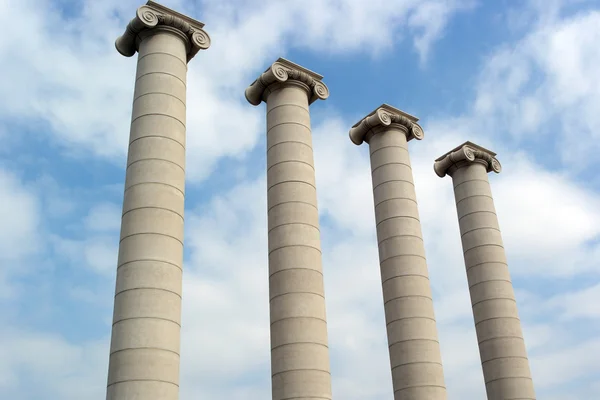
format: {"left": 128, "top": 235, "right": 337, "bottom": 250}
{"left": 1, "top": 0, "right": 600, "bottom": 398}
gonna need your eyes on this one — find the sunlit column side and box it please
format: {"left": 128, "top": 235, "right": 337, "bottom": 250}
{"left": 434, "top": 142, "right": 536, "bottom": 400}
{"left": 349, "top": 105, "right": 447, "bottom": 400}
{"left": 245, "top": 58, "right": 332, "bottom": 400}
{"left": 108, "top": 2, "right": 210, "bottom": 399}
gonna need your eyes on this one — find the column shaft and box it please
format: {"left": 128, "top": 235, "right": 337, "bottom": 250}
{"left": 107, "top": 29, "right": 187, "bottom": 400}
{"left": 369, "top": 127, "right": 446, "bottom": 400}
{"left": 451, "top": 163, "right": 535, "bottom": 400}
{"left": 266, "top": 82, "right": 332, "bottom": 400}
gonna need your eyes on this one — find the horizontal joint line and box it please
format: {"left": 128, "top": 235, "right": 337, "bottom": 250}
{"left": 269, "top": 222, "right": 320, "bottom": 234}
{"left": 381, "top": 254, "right": 427, "bottom": 264}
{"left": 270, "top": 291, "right": 325, "bottom": 302}
{"left": 478, "top": 335, "right": 524, "bottom": 346}
{"left": 129, "top": 135, "right": 185, "bottom": 150}
{"left": 107, "top": 378, "right": 179, "bottom": 388}
{"left": 115, "top": 287, "right": 182, "bottom": 299}
{"left": 280, "top": 397, "right": 331, "bottom": 400}
{"left": 469, "top": 279, "right": 512, "bottom": 289}
{"left": 375, "top": 197, "right": 418, "bottom": 208}
{"left": 466, "top": 261, "right": 508, "bottom": 272}
{"left": 482, "top": 356, "right": 530, "bottom": 364}
{"left": 381, "top": 274, "right": 430, "bottom": 286}
{"left": 389, "top": 338, "right": 440, "bottom": 347}
{"left": 485, "top": 376, "right": 533, "bottom": 385}
{"left": 133, "top": 91, "right": 186, "bottom": 108}
{"left": 125, "top": 181, "right": 185, "bottom": 197}
{"left": 122, "top": 206, "right": 184, "bottom": 221}
{"left": 127, "top": 157, "right": 185, "bottom": 173}
{"left": 456, "top": 194, "right": 494, "bottom": 206}
{"left": 373, "top": 179, "right": 415, "bottom": 192}
{"left": 385, "top": 295, "right": 432, "bottom": 305}
{"left": 271, "top": 342, "right": 328, "bottom": 351}
{"left": 137, "top": 51, "right": 187, "bottom": 68}
{"left": 376, "top": 215, "right": 420, "bottom": 227}
{"left": 475, "top": 316, "right": 521, "bottom": 327}
{"left": 269, "top": 244, "right": 321, "bottom": 255}
{"left": 371, "top": 162, "right": 412, "bottom": 175}
{"left": 117, "top": 259, "right": 182, "bottom": 272}
{"left": 272, "top": 368, "right": 331, "bottom": 378}
{"left": 120, "top": 232, "right": 183, "bottom": 247}
{"left": 113, "top": 316, "right": 180, "bottom": 327}
{"left": 267, "top": 140, "right": 313, "bottom": 153}
{"left": 386, "top": 316, "right": 435, "bottom": 327}
{"left": 464, "top": 243, "right": 505, "bottom": 254}
{"left": 370, "top": 145, "right": 408, "bottom": 157}
{"left": 267, "top": 122, "right": 311, "bottom": 133}
{"left": 268, "top": 180, "right": 316, "bottom": 191}
{"left": 110, "top": 347, "right": 180, "bottom": 357}
{"left": 392, "top": 361, "right": 442, "bottom": 370}
{"left": 394, "top": 384, "right": 446, "bottom": 393}
{"left": 459, "top": 210, "right": 497, "bottom": 221}
{"left": 378, "top": 234, "right": 423, "bottom": 246}
{"left": 135, "top": 71, "right": 186, "bottom": 87}
{"left": 267, "top": 159, "right": 314, "bottom": 173}
{"left": 131, "top": 113, "right": 185, "bottom": 128}
{"left": 454, "top": 178, "right": 490, "bottom": 190}
{"left": 267, "top": 103, "right": 309, "bottom": 115}
{"left": 472, "top": 297, "right": 517, "bottom": 308}
{"left": 270, "top": 268, "right": 323, "bottom": 279}
{"left": 461, "top": 226, "right": 501, "bottom": 237}
{"left": 268, "top": 200, "right": 318, "bottom": 213}
{"left": 270, "top": 316, "right": 327, "bottom": 326}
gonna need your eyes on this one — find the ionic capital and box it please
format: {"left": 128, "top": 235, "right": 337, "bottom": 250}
{"left": 115, "top": 1, "right": 211, "bottom": 63}
{"left": 434, "top": 141, "right": 502, "bottom": 178}
{"left": 245, "top": 58, "right": 329, "bottom": 106}
{"left": 349, "top": 104, "right": 423, "bottom": 146}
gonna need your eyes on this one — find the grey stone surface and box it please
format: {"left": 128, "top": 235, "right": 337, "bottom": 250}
{"left": 349, "top": 105, "right": 447, "bottom": 400}
{"left": 435, "top": 142, "right": 536, "bottom": 400}
{"left": 246, "top": 58, "right": 332, "bottom": 400}
{"left": 107, "top": 2, "right": 210, "bottom": 400}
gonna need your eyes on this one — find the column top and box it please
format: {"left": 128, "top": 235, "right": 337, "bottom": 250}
{"left": 115, "top": 1, "right": 211, "bottom": 63}
{"left": 244, "top": 58, "right": 329, "bottom": 106}
{"left": 349, "top": 104, "right": 423, "bottom": 146}
{"left": 434, "top": 141, "right": 502, "bottom": 177}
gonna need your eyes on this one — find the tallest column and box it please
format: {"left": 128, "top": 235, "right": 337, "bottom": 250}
{"left": 246, "top": 58, "right": 332, "bottom": 400}
{"left": 108, "top": 2, "right": 210, "bottom": 400}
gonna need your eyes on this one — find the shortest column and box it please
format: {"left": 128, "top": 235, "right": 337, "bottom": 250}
{"left": 434, "top": 141, "right": 536, "bottom": 400}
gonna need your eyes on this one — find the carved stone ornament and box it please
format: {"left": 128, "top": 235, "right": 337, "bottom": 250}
{"left": 434, "top": 141, "right": 502, "bottom": 177}
{"left": 245, "top": 58, "right": 330, "bottom": 106}
{"left": 349, "top": 104, "right": 424, "bottom": 145}
{"left": 115, "top": 0, "right": 211, "bottom": 62}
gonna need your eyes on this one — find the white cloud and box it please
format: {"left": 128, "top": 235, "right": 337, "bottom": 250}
{"left": 0, "top": 329, "right": 107, "bottom": 400}
{"left": 0, "top": 169, "right": 40, "bottom": 261}
{"left": 470, "top": 5, "right": 600, "bottom": 170}
{"left": 0, "top": 168, "right": 41, "bottom": 298}
{"left": 84, "top": 202, "right": 122, "bottom": 232}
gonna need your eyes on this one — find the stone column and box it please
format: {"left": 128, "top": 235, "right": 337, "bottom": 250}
{"left": 434, "top": 142, "right": 535, "bottom": 400}
{"left": 245, "top": 58, "right": 332, "bottom": 400}
{"left": 349, "top": 104, "right": 447, "bottom": 400}
{"left": 107, "top": 2, "right": 210, "bottom": 399}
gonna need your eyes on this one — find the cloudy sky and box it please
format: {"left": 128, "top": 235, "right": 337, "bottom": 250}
{"left": 1, "top": 0, "right": 599, "bottom": 398}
